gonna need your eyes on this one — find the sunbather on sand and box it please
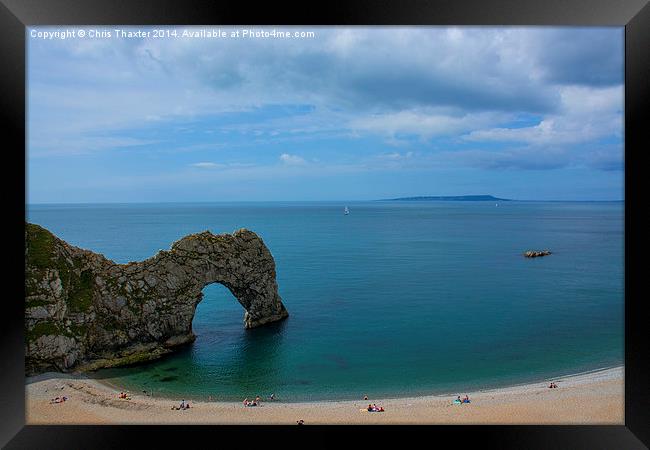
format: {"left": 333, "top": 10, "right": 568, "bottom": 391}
{"left": 367, "top": 404, "right": 384, "bottom": 412}
{"left": 172, "top": 399, "right": 189, "bottom": 410}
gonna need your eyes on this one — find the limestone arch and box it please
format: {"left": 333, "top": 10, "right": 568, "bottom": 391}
{"left": 25, "top": 223, "right": 288, "bottom": 373}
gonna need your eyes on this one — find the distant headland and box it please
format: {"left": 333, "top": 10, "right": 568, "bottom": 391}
{"left": 382, "top": 195, "right": 512, "bottom": 202}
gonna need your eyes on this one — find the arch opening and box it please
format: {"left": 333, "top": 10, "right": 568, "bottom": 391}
{"left": 192, "top": 284, "right": 244, "bottom": 339}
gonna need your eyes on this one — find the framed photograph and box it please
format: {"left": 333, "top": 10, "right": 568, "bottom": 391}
{"left": 2, "top": 0, "right": 648, "bottom": 448}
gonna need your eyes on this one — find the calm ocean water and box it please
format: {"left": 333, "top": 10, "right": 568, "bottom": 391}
{"left": 27, "top": 201, "right": 624, "bottom": 401}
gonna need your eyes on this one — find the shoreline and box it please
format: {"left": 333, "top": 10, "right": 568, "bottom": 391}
{"left": 89, "top": 363, "right": 625, "bottom": 403}
{"left": 26, "top": 366, "right": 624, "bottom": 424}
{"left": 67, "top": 362, "right": 626, "bottom": 403}
{"left": 27, "top": 363, "right": 622, "bottom": 403}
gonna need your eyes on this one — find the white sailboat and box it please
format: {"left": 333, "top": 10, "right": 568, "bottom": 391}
{"left": 344, "top": 206, "right": 350, "bottom": 215}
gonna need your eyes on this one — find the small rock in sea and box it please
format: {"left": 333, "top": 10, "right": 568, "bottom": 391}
{"left": 524, "top": 250, "right": 552, "bottom": 258}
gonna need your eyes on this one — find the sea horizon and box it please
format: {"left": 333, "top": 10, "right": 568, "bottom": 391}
{"left": 26, "top": 198, "right": 625, "bottom": 207}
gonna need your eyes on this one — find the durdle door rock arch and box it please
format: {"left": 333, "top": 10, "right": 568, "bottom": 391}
{"left": 25, "top": 223, "right": 288, "bottom": 375}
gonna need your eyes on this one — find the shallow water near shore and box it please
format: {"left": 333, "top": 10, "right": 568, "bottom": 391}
{"left": 27, "top": 201, "right": 624, "bottom": 401}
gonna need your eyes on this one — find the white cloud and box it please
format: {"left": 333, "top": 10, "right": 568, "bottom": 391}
{"left": 464, "top": 85, "right": 623, "bottom": 146}
{"left": 190, "top": 162, "right": 223, "bottom": 169}
{"left": 279, "top": 153, "right": 307, "bottom": 165}
{"left": 351, "top": 110, "right": 509, "bottom": 140}
{"left": 378, "top": 151, "right": 414, "bottom": 160}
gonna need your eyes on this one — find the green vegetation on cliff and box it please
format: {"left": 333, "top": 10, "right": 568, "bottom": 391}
{"left": 25, "top": 321, "right": 60, "bottom": 341}
{"left": 25, "top": 223, "right": 55, "bottom": 268}
{"left": 26, "top": 223, "right": 94, "bottom": 312}
{"left": 67, "top": 269, "right": 94, "bottom": 312}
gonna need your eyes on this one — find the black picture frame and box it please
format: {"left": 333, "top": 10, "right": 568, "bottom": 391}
{"left": 1, "top": 0, "right": 648, "bottom": 448}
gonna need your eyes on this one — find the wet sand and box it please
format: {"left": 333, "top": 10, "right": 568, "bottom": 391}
{"left": 26, "top": 366, "right": 623, "bottom": 425}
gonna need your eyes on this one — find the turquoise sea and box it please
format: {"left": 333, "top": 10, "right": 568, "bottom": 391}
{"left": 27, "top": 201, "right": 624, "bottom": 401}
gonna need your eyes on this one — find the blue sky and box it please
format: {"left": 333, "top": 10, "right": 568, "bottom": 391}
{"left": 27, "top": 26, "right": 624, "bottom": 202}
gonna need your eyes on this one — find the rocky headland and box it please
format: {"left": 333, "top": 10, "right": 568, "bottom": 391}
{"left": 25, "top": 223, "right": 288, "bottom": 375}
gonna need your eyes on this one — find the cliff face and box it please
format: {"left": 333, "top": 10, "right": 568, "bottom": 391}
{"left": 25, "top": 223, "right": 288, "bottom": 375}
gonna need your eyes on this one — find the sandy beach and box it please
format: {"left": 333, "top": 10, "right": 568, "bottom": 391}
{"left": 26, "top": 366, "right": 624, "bottom": 425}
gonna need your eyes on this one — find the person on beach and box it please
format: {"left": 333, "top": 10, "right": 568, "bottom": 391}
{"left": 463, "top": 395, "right": 470, "bottom": 403}
{"left": 297, "top": 419, "right": 304, "bottom": 425}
